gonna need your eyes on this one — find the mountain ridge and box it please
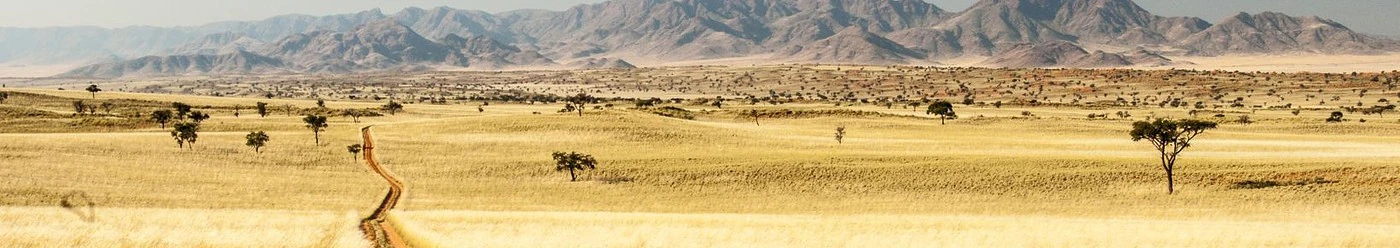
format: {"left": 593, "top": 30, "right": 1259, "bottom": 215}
{"left": 13, "top": 0, "right": 1393, "bottom": 78}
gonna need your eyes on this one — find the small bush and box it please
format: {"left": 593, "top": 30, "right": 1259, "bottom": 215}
{"left": 1232, "top": 178, "right": 1338, "bottom": 189}
{"left": 651, "top": 106, "right": 695, "bottom": 120}
{"left": 1231, "top": 180, "right": 1284, "bottom": 189}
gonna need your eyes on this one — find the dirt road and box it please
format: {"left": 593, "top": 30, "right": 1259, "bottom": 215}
{"left": 359, "top": 126, "right": 408, "bottom": 248}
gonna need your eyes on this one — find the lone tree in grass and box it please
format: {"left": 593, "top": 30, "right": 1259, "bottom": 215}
{"left": 1129, "top": 119, "right": 1217, "bottom": 194}
{"left": 256, "top": 102, "right": 269, "bottom": 117}
{"left": 551, "top": 151, "right": 597, "bottom": 182}
{"left": 564, "top": 93, "right": 595, "bottom": 117}
{"left": 303, "top": 114, "right": 329, "bottom": 145}
{"left": 85, "top": 84, "right": 101, "bottom": 98}
{"left": 382, "top": 101, "right": 404, "bottom": 115}
{"left": 0, "top": 92, "right": 8, "bottom": 104}
{"left": 316, "top": 99, "right": 326, "bottom": 109}
{"left": 171, "top": 122, "right": 200, "bottom": 150}
{"left": 151, "top": 110, "right": 174, "bottom": 129}
{"left": 835, "top": 125, "right": 847, "bottom": 144}
{"left": 926, "top": 100, "right": 956, "bottom": 125}
{"left": 245, "top": 131, "right": 270, "bottom": 153}
{"left": 347, "top": 144, "right": 363, "bottom": 161}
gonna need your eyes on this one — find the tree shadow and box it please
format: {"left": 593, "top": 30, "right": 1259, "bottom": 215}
{"left": 60, "top": 191, "right": 97, "bottom": 222}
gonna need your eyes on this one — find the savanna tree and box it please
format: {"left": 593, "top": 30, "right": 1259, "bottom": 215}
{"left": 0, "top": 92, "right": 8, "bottom": 104}
{"left": 188, "top": 111, "right": 211, "bottom": 123}
{"left": 171, "top": 122, "right": 200, "bottom": 150}
{"left": 172, "top": 102, "right": 192, "bottom": 120}
{"left": 85, "top": 84, "right": 101, "bottom": 98}
{"left": 551, "top": 151, "right": 598, "bottom": 182}
{"left": 835, "top": 125, "right": 847, "bottom": 144}
{"left": 303, "top": 114, "right": 329, "bottom": 145}
{"left": 926, "top": 100, "right": 956, "bottom": 125}
{"left": 245, "top": 131, "right": 270, "bottom": 153}
{"left": 151, "top": 110, "right": 174, "bottom": 129}
{"left": 316, "top": 99, "right": 326, "bottom": 109}
{"left": 256, "top": 102, "right": 269, "bottom": 117}
{"left": 1129, "top": 119, "right": 1218, "bottom": 194}
{"left": 382, "top": 101, "right": 404, "bottom": 115}
{"left": 564, "top": 93, "right": 595, "bottom": 117}
{"left": 347, "top": 144, "right": 363, "bottom": 161}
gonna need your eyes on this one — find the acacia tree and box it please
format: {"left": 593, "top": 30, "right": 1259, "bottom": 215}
{"left": 926, "top": 100, "right": 956, "bottom": 125}
{"left": 1129, "top": 119, "right": 1218, "bottom": 194}
{"left": 172, "top": 102, "right": 192, "bottom": 120}
{"left": 564, "top": 93, "right": 594, "bottom": 117}
{"left": 85, "top": 84, "right": 101, "bottom": 98}
{"left": 171, "top": 122, "right": 200, "bottom": 150}
{"left": 382, "top": 101, "right": 404, "bottom": 115}
{"left": 551, "top": 151, "right": 598, "bottom": 182}
{"left": 188, "top": 111, "right": 211, "bottom": 123}
{"left": 347, "top": 144, "right": 363, "bottom": 161}
{"left": 835, "top": 125, "right": 847, "bottom": 144}
{"left": 151, "top": 110, "right": 174, "bottom": 129}
{"left": 245, "top": 131, "right": 270, "bottom": 153}
{"left": 256, "top": 102, "right": 269, "bottom": 117}
{"left": 303, "top": 114, "right": 329, "bottom": 145}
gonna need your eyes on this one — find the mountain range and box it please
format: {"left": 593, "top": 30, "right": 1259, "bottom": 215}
{"left": 0, "top": 0, "right": 1392, "bottom": 78}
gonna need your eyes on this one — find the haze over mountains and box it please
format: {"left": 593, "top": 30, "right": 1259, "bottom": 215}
{"left": 0, "top": 0, "right": 1392, "bottom": 78}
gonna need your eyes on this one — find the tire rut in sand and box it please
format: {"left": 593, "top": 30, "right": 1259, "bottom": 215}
{"left": 358, "top": 126, "right": 408, "bottom": 248}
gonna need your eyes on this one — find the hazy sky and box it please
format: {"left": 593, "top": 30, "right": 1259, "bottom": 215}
{"left": 1, "top": 0, "right": 1396, "bottom": 36}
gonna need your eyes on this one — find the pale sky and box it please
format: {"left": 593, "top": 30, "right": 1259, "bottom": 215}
{"left": 1, "top": 0, "right": 1396, "bottom": 36}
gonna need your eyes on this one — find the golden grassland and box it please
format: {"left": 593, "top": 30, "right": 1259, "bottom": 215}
{"left": 2, "top": 80, "right": 1400, "bottom": 246}
{"left": 0, "top": 207, "right": 367, "bottom": 247}
{"left": 394, "top": 210, "right": 1400, "bottom": 247}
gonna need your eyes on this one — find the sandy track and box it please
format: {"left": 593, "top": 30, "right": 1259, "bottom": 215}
{"left": 359, "top": 126, "right": 408, "bottom": 248}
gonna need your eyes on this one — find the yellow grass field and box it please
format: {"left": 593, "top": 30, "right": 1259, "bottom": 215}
{"left": 0, "top": 207, "right": 366, "bottom": 247}
{"left": 3, "top": 65, "right": 1400, "bottom": 247}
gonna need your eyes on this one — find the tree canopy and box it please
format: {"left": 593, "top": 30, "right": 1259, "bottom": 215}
{"left": 552, "top": 151, "right": 598, "bottom": 182}
{"left": 1129, "top": 119, "right": 1218, "bottom": 194}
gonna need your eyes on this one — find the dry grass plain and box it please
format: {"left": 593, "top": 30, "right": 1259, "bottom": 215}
{"left": 3, "top": 65, "right": 1400, "bottom": 247}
